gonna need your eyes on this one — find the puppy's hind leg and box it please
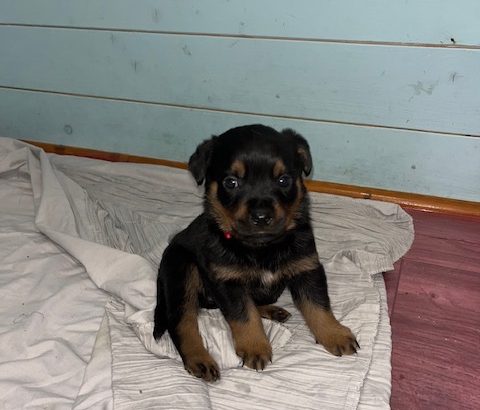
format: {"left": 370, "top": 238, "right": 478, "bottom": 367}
{"left": 257, "top": 304, "right": 291, "bottom": 323}
{"left": 154, "top": 244, "right": 220, "bottom": 382}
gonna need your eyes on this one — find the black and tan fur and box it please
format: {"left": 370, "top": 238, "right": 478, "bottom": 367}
{"left": 154, "top": 124, "right": 359, "bottom": 381}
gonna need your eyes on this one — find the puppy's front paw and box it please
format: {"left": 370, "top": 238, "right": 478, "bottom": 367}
{"left": 236, "top": 341, "right": 273, "bottom": 371}
{"left": 184, "top": 354, "right": 220, "bottom": 382}
{"left": 318, "top": 325, "right": 359, "bottom": 356}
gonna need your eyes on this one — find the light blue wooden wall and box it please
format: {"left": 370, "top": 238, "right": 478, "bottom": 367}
{"left": 1, "top": 1, "right": 479, "bottom": 201}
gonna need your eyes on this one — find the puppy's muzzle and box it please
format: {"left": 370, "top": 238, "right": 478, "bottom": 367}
{"left": 247, "top": 198, "right": 275, "bottom": 228}
{"left": 235, "top": 198, "right": 286, "bottom": 246}
{"left": 250, "top": 207, "right": 273, "bottom": 226}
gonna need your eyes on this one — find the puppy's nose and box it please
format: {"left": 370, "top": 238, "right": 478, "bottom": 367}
{"left": 250, "top": 208, "right": 273, "bottom": 226}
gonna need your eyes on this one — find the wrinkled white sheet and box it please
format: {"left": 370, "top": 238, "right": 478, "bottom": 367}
{"left": 0, "top": 138, "right": 414, "bottom": 409}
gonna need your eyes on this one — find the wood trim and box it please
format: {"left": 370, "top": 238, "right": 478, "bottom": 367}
{"left": 304, "top": 180, "right": 480, "bottom": 218}
{"left": 24, "top": 140, "right": 480, "bottom": 218}
{"left": 25, "top": 140, "right": 187, "bottom": 170}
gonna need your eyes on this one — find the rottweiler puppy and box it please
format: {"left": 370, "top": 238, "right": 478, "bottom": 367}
{"left": 154, "top": 124, "right": 359, "bottom": 382}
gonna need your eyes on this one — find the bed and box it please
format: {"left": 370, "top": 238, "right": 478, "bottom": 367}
{"left": 0, "top": 138, "right": 413, "bottom": 409}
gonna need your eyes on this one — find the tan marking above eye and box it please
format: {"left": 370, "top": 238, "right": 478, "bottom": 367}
{"left": 273, "top": 159, "right": 286, "bottom": 178}
{"left": 230, "top": 160, "right": 246, "bottom": 178}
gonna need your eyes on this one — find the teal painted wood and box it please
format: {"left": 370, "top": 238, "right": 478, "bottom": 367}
{"left": 1, "top": 0, "right": 480, "bottom": 46}
{"left": 2, "top": 26, "right": 480, "bottom": 136}
{"left": 1, "top": 88, "right": 479, "bottom": 201}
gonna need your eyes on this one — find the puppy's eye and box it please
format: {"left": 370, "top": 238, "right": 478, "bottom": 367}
{"left": 277, "top": 174, "right": 292, "bottom": 188}
{"left": 223, "top": 176, "right": 239, "bottom": 190}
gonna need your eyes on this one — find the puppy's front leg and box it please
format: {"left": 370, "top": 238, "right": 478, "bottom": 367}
{"left": 289, "top": 265, "right": 359, "bottom": 356}
{"left": 155, "top": 245, "right": 219, "bottom": 381}
{"left": 215, "top": 282, "right": 272, "bottom": 370}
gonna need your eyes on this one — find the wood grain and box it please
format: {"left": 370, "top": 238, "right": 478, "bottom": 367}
{"left": 305, "top": 181, "right": 480, "bottom": 217}
{"left": 391, "top": 261, "right": 480, "bottom": 409}
{"left": 1, "top": 0, "right": 479, "bottom": 46}
{"left": 384, "top": 210, "right": 480, "bottom": 409}
{"left": 406, "top": 209, "right": 480, "bottom": 243}
{"left": 403, "top": 235, "right": 480, "bottom": 273}
{"left": 26, "top": 140, "right": 187, "bottom": 170}
{"left": 2, "top": 26, "right": 480, "bottom": 135}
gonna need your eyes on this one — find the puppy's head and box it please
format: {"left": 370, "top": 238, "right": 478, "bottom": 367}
{"left": 189, "top": 124, "right": 312, "bottom": 247}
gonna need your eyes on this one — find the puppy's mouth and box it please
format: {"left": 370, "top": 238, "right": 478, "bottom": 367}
{"left": 232, "top": 226, "right": 286, "bottom": 247}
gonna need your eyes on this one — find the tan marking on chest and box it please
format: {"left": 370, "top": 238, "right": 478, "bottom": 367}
{"left": 211, "top": 264, "right": 277, "bottom": 284}
{"left": 280, "top": 254, "right": 320, "bottom": 277}
{"left": 260, "top": 270, "right": 276, "bottom": 286}
{"left": 210, "top": 254, "right": 320, "bottom": 283}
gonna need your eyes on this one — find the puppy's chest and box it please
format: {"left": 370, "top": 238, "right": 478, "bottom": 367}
{"left": 210, "top": 254, "right": 319, "bottom": 284}
{"left": 257, "top": 270, "right": 278, "bottom": 286}
{"left": 210, "top": 264, "right": 283, "bottom": 285}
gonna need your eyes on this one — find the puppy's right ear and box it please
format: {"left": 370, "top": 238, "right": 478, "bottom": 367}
{"left": 188, "top": 136, "right": 217, "bottom": 185}
{"left": 281, "top": 128, "right": 313, "bottom": 176}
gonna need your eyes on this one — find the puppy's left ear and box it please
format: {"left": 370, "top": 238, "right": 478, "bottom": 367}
{"left": 282, "top": 128, "right": 312, "bottom": 176}
{"left": 188, "top": 136, "right": 217, "bottom": 185}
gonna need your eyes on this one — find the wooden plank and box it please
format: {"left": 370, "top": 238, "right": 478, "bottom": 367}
{"left": 1, "top": 88, "right": 479, "bottom": 203}
{"left": 403, "top": 235, "right": 480, "bottom": 273}
{"left": 406, "top": 209, "right": 480, "bottom": 242}
{"left": 23, "top": 140, "right": 188, "bottom": 171}
{"left": 391, "top": 260, "right": 480, "bottom": 409}
{"left": 305, "top": 181, "right": 480, "bottom": 217}
{"left": 2, "top": 27, "right": 480, "bottom": 135}
{"left": 1, "top": 0, "right": 479, "bottom": 46}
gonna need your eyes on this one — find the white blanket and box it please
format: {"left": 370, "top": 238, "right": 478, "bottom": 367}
{"left": 0, "top": 138, "right": 413, "bottom": 409}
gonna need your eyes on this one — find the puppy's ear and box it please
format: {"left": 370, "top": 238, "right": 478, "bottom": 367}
{"left": 282, "top": 128, "right": 312, "bottom": 176}
{"left": 188, "top": 136, "right": 217, "bottom": 185}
